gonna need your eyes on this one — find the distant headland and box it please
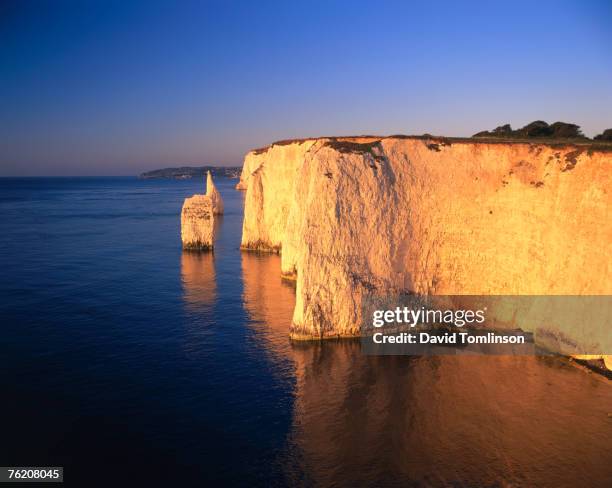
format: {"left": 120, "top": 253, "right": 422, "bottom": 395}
{"left": 139, "top": 166, "right": 241, "bottom": 180}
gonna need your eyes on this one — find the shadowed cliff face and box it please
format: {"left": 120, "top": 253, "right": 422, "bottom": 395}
{"left": 238, "top": 137, "right": 612, "bottom": 363}
{"left": 238, "top": 253, "right": 612, "bottom": 487}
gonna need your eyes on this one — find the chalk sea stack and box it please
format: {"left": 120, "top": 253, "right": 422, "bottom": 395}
{"left": 206, "top": 170, "right": 224, "bottom": 215}
{"left": 181, "top": 171, "right": 224, "bottom": 250}
{"left": 237, "top": 135, "right": 612, "bottom": 369}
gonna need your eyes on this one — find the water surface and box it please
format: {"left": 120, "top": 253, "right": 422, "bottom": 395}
{"left": 0, "top": 177, "right": 610, "bottom": 487}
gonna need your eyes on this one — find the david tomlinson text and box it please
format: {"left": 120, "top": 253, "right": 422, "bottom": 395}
{"left": 372, "top": 332, "right": 525, "bottom": 344}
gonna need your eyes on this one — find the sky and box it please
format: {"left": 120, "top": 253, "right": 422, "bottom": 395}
{"left": 1, "top": 0, "right": 610, "bottom": 176}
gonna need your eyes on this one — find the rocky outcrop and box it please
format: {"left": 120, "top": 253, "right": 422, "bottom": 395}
{"left": 180, "top": 172, "right": 224, "bottom": 250}
{"left": 239, "top": 137, "right": 379, "bottom": 251}
{"left": 240, "top": 140, "right": 317, "bottom": 250}
{"left": 181, "top": 195, "right": 214, "bottom": 250}
{"left": 239, "top": 136, "right": 612, "bottom": 367}
{"left": 206, "top": 170, "right": 224, "bottom": 215}
{"left": 235, "top": 150, "right": 261, "bottom": 190}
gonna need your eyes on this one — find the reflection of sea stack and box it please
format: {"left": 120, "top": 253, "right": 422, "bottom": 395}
{"left": 181, "top": 251, "right": 216, "bottom": 309}
{"left": 181, "top": 171, "right": 224, "bottom": 250}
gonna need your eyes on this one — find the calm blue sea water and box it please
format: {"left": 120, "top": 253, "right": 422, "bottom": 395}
{"left": 1, "top": 177, "right": 611, "bottom": 487}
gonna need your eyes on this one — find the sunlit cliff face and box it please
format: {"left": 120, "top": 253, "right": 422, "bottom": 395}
{"left": 238, "top": 136, "right": 611, "bottom": 366}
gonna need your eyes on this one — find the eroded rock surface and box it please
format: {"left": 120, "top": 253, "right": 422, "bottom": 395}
{"left": 239, "top": 136, "right": 612, "bottom": 367}
{"left": 180, "top": 172, "right": 224, "bottom": 250}
{"left": 181, "top": 195, "right": 214, "bottom": 250}
{"left": 206, "top": 170, "right": 224, "bottom": 215}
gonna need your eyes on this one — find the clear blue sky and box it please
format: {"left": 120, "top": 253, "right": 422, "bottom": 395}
{"left": 1, "top": 0, "right": 610, "bottom": 176}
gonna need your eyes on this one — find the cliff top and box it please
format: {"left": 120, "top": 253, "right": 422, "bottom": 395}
{"left": 250, "top": 134, "right": 612, "bottom": 156}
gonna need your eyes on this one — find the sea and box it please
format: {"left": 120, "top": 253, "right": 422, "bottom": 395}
{"left": 0, "top": 177, "right": 610, "bottom": 487}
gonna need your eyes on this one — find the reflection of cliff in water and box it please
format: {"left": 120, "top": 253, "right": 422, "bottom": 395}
{"left": 241, "top": 252, "right": 295, "bottom": 368}
{"left": 240, "top": 254, "right": 612, "bottom": 486}
{"left": 287, "top": 345, "right": 612, "bottom": 486}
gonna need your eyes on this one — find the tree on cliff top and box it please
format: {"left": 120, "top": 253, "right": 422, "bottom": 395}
{"left": 549, "top": 122, "right": 585, "bottom": 138}
{"left": 473, "top": 121, "right": 587, "bottom": 139}
{"left": 594, "top": 129, "right": 612, "bottom": 141}
{"left": 472, "top": 124, "right": 513, "bottom": 138}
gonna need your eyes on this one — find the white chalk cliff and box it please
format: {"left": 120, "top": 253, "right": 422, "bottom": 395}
{"left": 181, "top": 171, "right": 224, "bottom": 250}
{"left": 206, "top": 170, "right": 224, "bottom": 215}
{"left": 181, "top": 195, "right": 214, "bottom": 250}
{"left": 239, "top": 136, "right": 612, "bottom": 367}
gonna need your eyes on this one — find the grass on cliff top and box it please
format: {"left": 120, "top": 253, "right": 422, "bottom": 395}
{"left": 250, "top": 135, "right": 381, "bottom": 155}
{"left": 323, "top": 138, "right": 383, "bottom": 157}
{"left": 251, "top": 134, "right": 612, "bottom": 155}
{"left": 390, "top": 134, "right": 612, "bottom": 152}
